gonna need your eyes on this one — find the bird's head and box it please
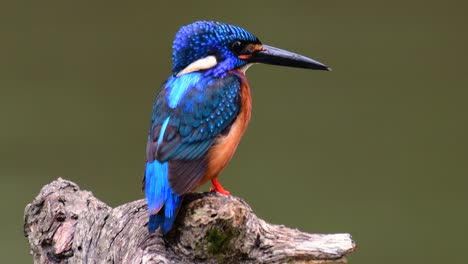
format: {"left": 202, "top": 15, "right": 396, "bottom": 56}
{"left": 172, "top": 21, "right": 329, "bottom": 77}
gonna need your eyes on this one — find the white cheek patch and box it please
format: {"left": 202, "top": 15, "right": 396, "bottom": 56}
{"left": 176, "top": 55, "right": 218, "bottom": 77}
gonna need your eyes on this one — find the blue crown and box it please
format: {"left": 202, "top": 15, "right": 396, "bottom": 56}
{"left": 172, "top": 21, "right": 259, "bottom": 76}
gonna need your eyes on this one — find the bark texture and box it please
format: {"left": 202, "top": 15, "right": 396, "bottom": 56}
{"left": 24, "top": 178, "right": 356, "bottom": 264}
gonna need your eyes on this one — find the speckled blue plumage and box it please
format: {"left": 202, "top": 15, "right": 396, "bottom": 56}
{"left": 172, "top": 21, "right": 258, "bottom": 77}
{"left": 149, "top": 72, "right": 241, "bottom": 161}
{"left": 145, "top": 20, "right": 256, "bottom": 233}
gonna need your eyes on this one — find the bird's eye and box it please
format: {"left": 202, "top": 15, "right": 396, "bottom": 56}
{"left": 231, "top": 40, "right": 244, "bottom": 55}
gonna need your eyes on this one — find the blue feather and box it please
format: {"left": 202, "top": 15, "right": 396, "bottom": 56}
{"left": 145, "top": 160, "right": 182, "bottom": 233}
{"left": 145, "top": 160, "right": 168, "bottom": 213}
{"left": 157, "top": 117, "right": 171, "bottom": 147}
{"left": 166, "top": 73, "right": 203, "bottom": 108}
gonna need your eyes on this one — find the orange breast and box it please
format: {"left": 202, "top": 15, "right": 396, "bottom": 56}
{"left": 197, "top": 70, "right": 252, "bottom": 187}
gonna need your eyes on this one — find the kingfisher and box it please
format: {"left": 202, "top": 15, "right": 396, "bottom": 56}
{"left": 144, "top": 21, "right": 329, "bottom": 233}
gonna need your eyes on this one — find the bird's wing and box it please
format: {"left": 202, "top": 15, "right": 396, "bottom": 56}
{"left": 146, "top": 74, "right": 241, "bottom": 194}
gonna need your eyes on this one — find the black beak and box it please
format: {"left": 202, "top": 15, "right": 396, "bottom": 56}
{"left": 247, "top": 44, "right": 330, "bottom": 71}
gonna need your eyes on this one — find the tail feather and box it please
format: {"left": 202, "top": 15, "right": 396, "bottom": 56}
{"left": 145, "top": 160, "right": 182, "bottom": 233}
{"left": 148, "top": 203, "right": 181, "bottom": 233}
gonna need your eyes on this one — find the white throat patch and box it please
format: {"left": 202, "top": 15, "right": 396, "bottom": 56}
{"left": 176, "top": 55, "right": 218, "bottom": 77}
{"left": 240, "top": 63, "right": 255, "bottom": 73}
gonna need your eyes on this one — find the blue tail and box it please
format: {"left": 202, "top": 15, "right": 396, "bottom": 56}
{"left": 145, "top": 160, "right": 182, "bottom": 233}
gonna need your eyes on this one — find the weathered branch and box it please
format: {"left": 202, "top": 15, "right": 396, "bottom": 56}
{"left": 24, "top": 178, "right": 356, "bottom": 264}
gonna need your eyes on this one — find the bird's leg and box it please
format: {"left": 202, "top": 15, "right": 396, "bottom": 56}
{"left": 209, "top": 178, "right": 230, "bottom": 195}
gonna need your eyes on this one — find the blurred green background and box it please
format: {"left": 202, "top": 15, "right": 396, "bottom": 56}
{"left": 1, "top": 1, "right": 467, "bottom": 263}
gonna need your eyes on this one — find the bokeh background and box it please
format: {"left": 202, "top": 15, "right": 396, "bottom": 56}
{"left": 2, "top": 1, "right": 467, "bottom": 263}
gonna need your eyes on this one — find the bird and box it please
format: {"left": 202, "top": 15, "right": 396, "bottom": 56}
{"left": 144, "top": 20, "right": 329, "bottom": 233}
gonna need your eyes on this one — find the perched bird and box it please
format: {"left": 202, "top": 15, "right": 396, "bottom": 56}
{"left": 144, "top": 21, "right": 329, "bottom": 233}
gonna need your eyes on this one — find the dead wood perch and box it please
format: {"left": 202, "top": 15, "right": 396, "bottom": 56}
{"left": 24, "top": 178, "right": 356, "bottom": 264}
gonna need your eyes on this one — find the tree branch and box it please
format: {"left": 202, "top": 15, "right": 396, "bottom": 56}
{"left": 24, "top": 178, "right": 356, "bottom": 264}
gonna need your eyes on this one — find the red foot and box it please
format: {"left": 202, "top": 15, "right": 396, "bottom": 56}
{"left": 210, "top": 178, "right": 230, "bottom": 195}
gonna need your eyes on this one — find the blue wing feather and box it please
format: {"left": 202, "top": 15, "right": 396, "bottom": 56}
{"left": 147, "top": 71, "right": 241, "bottom": 165}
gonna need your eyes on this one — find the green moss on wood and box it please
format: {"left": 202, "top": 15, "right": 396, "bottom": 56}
{"left": 206, "top": 228, "right": 235, "bottom": 255}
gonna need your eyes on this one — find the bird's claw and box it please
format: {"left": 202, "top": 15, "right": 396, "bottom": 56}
{"left": 209, "top": 186, "right": 230, "bottom": 195}
{"left": 210, "top": 178, "right": 230, "bottom": 195}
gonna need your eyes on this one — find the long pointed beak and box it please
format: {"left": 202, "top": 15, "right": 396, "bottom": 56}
{"left": 248, "top": 44, "right": 330, "bottom": 71}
